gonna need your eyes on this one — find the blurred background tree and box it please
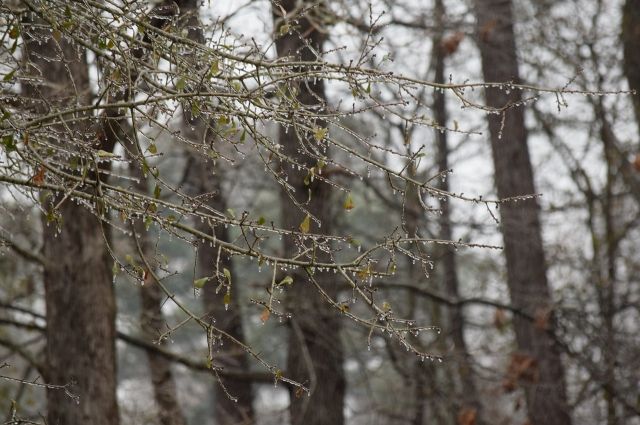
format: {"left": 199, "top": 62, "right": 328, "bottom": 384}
{"left": 0, "top": 1, "right": 638, "bottom": 425}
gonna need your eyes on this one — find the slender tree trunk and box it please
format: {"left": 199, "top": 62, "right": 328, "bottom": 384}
{"left": 472, "top": 1, "right": 572, "bottom": 424}
{"left": 126, "top": 158, "right": 187, "bottom": 425}
{"left": 139, "top": 280, "right": 189, "bottom": 425}
{"left": 622, "top": 0, "right": 640, "bottom": 136}
{"left": 189, "top": 159, "right": 255, "bottom": 425}
{"left": 273, "top": 2, "right": 346, "bottom": 424}
{"left": 23, "top": 20, "right": 119, "bottom": 425}
{"left": 600, "top": 118, "right": 619, "bottom": 425}
{"left": 171, "top": 2, "right": 255, "bottom": 422}
{"left": 433, "top": 2, "right": 485, "bottom": 424}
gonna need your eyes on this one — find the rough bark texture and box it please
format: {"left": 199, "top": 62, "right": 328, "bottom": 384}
{"left": 189, "top": 159, "right": 255, "bottom": 425}
{"left": 130, "top": 167, "right": 186, "bottom": 425}
{"left": 172, "top": 1, "right": 255, "bottom": 422}
{"left": 139, "top": 281, "right": 189, "bottom": 425}
{"left": 472, "top": 1, "right": 572, "bottom": 425}
{"left": 23, "top": 23, "right": 119, "bottom": 425}
{"left": 273, "top": 2, "right": 346, "bottom": 424}
{"left": 433, "top": 2, "right": 485, "bottom": 423}
{"left": 622, "top": 0, "right": 640, "bottom": 136}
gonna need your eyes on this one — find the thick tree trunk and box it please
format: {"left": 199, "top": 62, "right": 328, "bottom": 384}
{"left": 23, "top": 21, "right": 119, "bottom": 425}
{"left": 433, "top": 2, "right": 485, "bottom": 424}
{"left": 273, "top": 2, "right": 346, "bottom": 424}
{"left": 472, "top": 1, "right": 572, "bottom": 425}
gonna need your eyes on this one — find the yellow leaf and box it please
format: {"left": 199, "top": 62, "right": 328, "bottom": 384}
{"left": 299, "top": 214, "right": 311, "bottom": 233}
{"left": 194, "top": 277, "right": 208, "bottom": 288}
{"left": 96, "top": 149, "right": 116, "bottom": 158}
{"left": 343, "top": 193, "right": 354, "bottom": 211}
{"left": 210, "top": 60, "right": 219, "bottom": 76}
{"left": 313, "top": 127, "right": 328, "bottom": 142}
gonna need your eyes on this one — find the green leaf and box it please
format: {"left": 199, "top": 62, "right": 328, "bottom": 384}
{"left": 313, "top": 127, "right": 328, "bottom": 142}
{"left": 144, "top": 216, "right": 153, "bottom": 231}
{"left": 3, "top": 70, "right": 16, "bottom": 82}
{"left": 175, "top": 77, "right": 186, "bottom": 91}
{"left": 194, "top": 277, "right": 209, "bottom": 288}
{"left": 1, "top": 135, "right": 16, "bottom": 152}
{"left": 191, "top": 101, "right": 200, "bottom": 118}
{"left": 142, "top": 160, "right": 150, "bottom": 177}
{"left": 223, "top": 267, "right": 232, "bottom": 284}
{"left": 279, "top": 23, "right": 291, "bottom": 36}
{"left": 278, "top": 276, "right": 293, "bottom": 286}
{"left": 209, "top": 60, "right": 219, "bottom": 76}
{"left": 223, "top": 291, "right": 231, "bottom": 306}
{"left": 226, "top": 208, "right": 236, "bottom": 219}
{"left": 8, "top": 26, "right": 20, "bottom": 39}
{"left": 112, "top": 261, "right": 120, "bottom": 276}
{"left": 299, "top": 214, "right": 311, "bottom": 233}
{"left": 257, "top": 216, "right": 265, "bottom": 225}
{"left": 148, "top": 143, "right": 157, "bottom": 154}
{"left": 153, "top": 184, "right": 161, "bottom": 199}
{"left": 303, "top": 169, "right": 313, "bottom": 186}
{"left": 96, "top": 149, "right": 116, "bottom": 158}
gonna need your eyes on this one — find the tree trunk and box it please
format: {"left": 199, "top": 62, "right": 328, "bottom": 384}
{"left": 433, "top": 2, "right": 485, "bottom": 424}
{"left": 23, "top": 20, "right": 119, "bottom": 425}
{"left": 139, "top": 281, "right": 189, "bottom": 425}
{"left": 171, "top": 1, "right": 255, "bottom": 422}
{"left": 273, "top": 2, "right": 346, "bottom": 424}
{"left": 622, "top": 0, "right": 640, "bottom": 136}
{"left": 189, "top": 159, "right": 255, "bottom": 425}
{"left": 128, "top": 158, "right": 187, "bottom": 425}
{"left": 472, "top": 1, "right": 572, "bottom": 424}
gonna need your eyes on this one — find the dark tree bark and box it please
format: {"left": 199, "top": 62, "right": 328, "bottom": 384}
{"left": 433, "top": 2, "right": 485, "bottom": 424}
{"left": 190, "top": 160, "right": 255, "bottom": 425}
{"left": 170, "top": 1, "right": 255, "bottom": 422}
{"left": 472, "top": 1, "right": 572, "bottom": 425}
{"left": 139, "top": 281, "right": 189, "bottom": 425}
{"left": 129, "top": 164, "right": 187, "bottom": 425}
{"left": 272, "top": 2, "right": 346, "bottom": 424}
{"left": 622, "top": 0, "right": 640, "bottom": 136}
{"left": 23, "top": 21, "right": 119, "bottom": 425}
